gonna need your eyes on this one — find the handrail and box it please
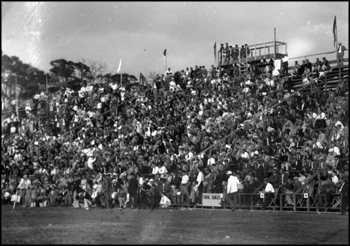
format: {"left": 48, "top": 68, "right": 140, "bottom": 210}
{"left": 289, "top": 49, "right": 348, "bottom": 60}
{"left": 247, "top": 41, "right": 286, "bottom": 48}
{"left": 253, "top": 182, "right": 266, "bottom": 193}
{"left": 293, "top": 170, "right": 320, "bottom": 195}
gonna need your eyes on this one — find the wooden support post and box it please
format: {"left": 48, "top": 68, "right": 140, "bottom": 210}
{"left": 293, "top": 194, "right": 296, "bottom": 211}
{"left": 250, "top": 194, "right": 253, "bottom": 210}
{"left": 280, "top": 193, "right": 283, "bottom": 211}
{"left": 274, "top": 28, "right": 277, "bottom": 59}
{"left": 255, "top": 44, "right": 257, "bottom": 61}
{"left": 238, "top": 193, "right": 241, "bottom": 210}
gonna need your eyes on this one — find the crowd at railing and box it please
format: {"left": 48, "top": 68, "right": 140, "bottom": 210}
{"left": 1, "top": 54, "right": 349, "bottom": 213}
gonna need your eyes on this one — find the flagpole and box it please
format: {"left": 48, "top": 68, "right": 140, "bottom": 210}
{"left": 338, "top": 45, "right": 342, "bottom": 84}
{"left": 46, "top": 73, "right": 48, "bottom": 94}
{"left": 165, "top": 57, "right": 167, "bottom": 72}
{"left": 334, "top": 16, "right": 341, "bottom": 83}
{"left": 214, "top": 41, "right": 216, "bottom": 67}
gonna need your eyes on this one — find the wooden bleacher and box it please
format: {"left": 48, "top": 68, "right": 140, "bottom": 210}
{"left": 289, "top": 58, "right": 349, "bottom": 92}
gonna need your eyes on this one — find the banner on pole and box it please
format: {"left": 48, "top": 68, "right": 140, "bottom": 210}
{"left": 117, "top": 59, "right": 122, "bottom": 73}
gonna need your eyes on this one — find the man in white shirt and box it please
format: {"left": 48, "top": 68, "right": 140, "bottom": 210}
{"left": 207, "top": 155, "right": 216, "bottom": 166}
{"left": 330, "top": 171, "right": 339, "bottom": 185}
{"left": 226, "top": 171, "right": 241, "bottom": 211}
{"left": 262, "top": 178, "right": 275, "bottom": 210}
{"left": 196, "top": 167, "right": 204, "bottom": 206}
{"left": 158, "top": 164, "right": 168, "bottom": 181}
{"left": 180, "top": 170, "right": 190, "bottom": 205}
{"left": 151, "top": 163, "right": 159, "bottom": 177}
{"left": 17, "top": 175, "right": 31, "bottom": 207}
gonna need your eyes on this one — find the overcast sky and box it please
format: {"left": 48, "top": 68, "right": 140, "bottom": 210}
{"left": 2, "top": 2, "right": 348, "bottom": 77}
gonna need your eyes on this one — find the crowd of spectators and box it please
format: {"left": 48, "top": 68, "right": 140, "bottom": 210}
{"left": 1, "top": 55, "right": 349, "bottom": 212}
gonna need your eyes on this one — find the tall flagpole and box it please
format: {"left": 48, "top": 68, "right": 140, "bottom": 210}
{"left": 117, "top": 59, "right": 122, "bottom": 86}
{"left": 274, "top": 27, "right": 277, "bottom": 59}
{"left": 214, "top": 41, "right": 217, "bottom": 67}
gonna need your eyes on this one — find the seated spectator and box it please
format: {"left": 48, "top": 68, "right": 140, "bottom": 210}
{"left": 117, "top": 186, "right": 127, "bottom": 209}
{"left": 284, "top": 177, "right": 295, "bottom": 206}
{"left": 317, "top": 175, "right": 336, "bottom": 209}
{"left": 260, "top": 178, "right": 275, "bottom": 210}
{"left": 321, "top": 57, "right": 330, "bottom": 71}
{"left": 314, "top": 58, "right": 323, "bottom": 71}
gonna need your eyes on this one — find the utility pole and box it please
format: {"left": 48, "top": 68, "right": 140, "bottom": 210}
{"left": 14, "top": 74, "right": 18, "bottom": 116}
{"left": 274, "top": 27, "right": 277, "bottom": 59}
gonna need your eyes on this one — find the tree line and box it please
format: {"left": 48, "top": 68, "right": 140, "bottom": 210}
{"left": 1, "top": 51, "right": 137, "bottom": 101}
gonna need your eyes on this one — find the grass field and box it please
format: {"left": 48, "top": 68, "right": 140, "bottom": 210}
{"left": 1, "top": 205, "right": 348, "bottom": 244}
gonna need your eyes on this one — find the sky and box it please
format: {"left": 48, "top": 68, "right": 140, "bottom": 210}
{"left": 1, "top": 2, "right": 349, "bottom": 78}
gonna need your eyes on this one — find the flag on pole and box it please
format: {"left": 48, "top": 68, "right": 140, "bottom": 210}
{"left": 333, "top": 16, "right": 337, "bottom": 47}
{"left": 214, "top": 41, "right": 217, "bottom": 60}
{"left": 163, "top": 49, "right": 167, "bottom": 71}
{"left": 117, "top": 59, "right": 122, "bottom": 73}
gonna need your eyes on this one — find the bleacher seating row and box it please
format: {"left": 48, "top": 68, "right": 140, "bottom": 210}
{"left": 290, "top": 58, "right": 349, "bottom": 92}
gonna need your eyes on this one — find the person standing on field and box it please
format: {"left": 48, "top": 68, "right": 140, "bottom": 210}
{"left": 226, "top": 171, "right": 241, "bottom": 211}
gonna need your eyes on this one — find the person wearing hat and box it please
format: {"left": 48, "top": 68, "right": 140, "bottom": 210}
{"left": 268, "top": 167, "right": 281, "bottom": 189}
{"left": 255, "top": 159, "right": 265, "bottom": 185}
{"left": 226, "top": 170, "right": 241, "bottom": 211}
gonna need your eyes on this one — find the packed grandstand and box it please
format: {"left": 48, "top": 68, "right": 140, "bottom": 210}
{"left": 1, "top": 41, "right": 349, "bottom": 215}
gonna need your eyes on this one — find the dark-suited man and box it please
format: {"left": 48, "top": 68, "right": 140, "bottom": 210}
{"left": 128, "top": 173, "right": 139, "bottom": 209}
{"left": 255, "top": 160, "right": 265, "bottom": 185}
{"left": 279, "top": 169, "right": 289, "bottom": 193}
{"left": 340, "top": 170, "right": 349, "bottom": 215}
{"left": 335, "top": 155, "right": 346, "bottom": 171}
{"left": 268, "top": 167, "right": 281, "bottom": 189}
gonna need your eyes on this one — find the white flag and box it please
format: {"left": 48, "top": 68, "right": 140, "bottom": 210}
{"left": 117, "top": 59, "right": 122, "bottom": 73}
